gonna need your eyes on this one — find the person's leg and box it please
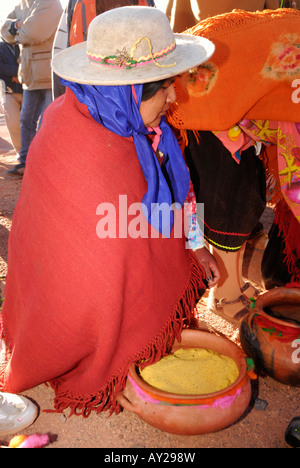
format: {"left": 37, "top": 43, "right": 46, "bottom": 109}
{"left": 211, "top": 248, "right": 243, "bottom": 301}
{"left": 208, "top": 244, "right": 259, "bottom": 324}
{"left": 167, "top": 0, "right": 197, "bottom": 32}
{"left": 36, "top": 89, "right": 53, "bottom": 131}
{"left": 238, "top": 242, "right": 260, "bottom": 298}
{"left": 4, "top": 93, "right": 23, "bottom": 154}
{"left": 18, "top": 89, "right": 41, "bottom": 165}
{"left": 7, "top": 89, "right": 53, "bottom": 176}
{"left": 208, "top": 247, "right": 249, "bottom": 322}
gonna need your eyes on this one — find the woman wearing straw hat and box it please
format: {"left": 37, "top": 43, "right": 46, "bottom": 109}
{"left": 0, "top": 6, "right": 218, "bottom": 416}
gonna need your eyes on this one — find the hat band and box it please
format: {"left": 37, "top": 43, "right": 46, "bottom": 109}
{"left": 87, "top": 37, "right": 177, "bottom": 70}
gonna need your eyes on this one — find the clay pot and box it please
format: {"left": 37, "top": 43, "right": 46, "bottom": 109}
{"left": 240, "top": 288, "right": 300, "bottom": 386}
{"left": 117, "top": 329, "right": 252, "bottom": 435}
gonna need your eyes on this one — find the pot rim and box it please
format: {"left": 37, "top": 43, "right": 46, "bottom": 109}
{"left": 254, "top": 308, "right": 300, "bottom": 330}
{"left": 254, "top": 288, "right": 300, "bottom": 330}
{"left": 128, "top": 329, "right": 248, "bottom": 405}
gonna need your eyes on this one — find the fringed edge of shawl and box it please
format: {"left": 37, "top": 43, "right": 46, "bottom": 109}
{"left": 187, "top": 8, "right": 300, "bottom": 40}
{"left": 45, "top": 252, "right": 206, "bottom": 418}
{"left": 274, "top": 199, "right": 300, "bottom": 286}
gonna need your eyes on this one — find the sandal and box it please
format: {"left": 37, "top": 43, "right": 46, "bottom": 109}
{"left": 240, "top": 282, "right": 260, "bottom": 299}
{"left": 209, "top": 294, "right": 251, "bottom": 327}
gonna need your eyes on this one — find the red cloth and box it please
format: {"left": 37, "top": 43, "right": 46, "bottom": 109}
{"left": 274, "top": 199, "right": 300, "bottom": 286}
{"left": 0, "top": 89, "right": 205, "bottom": 416}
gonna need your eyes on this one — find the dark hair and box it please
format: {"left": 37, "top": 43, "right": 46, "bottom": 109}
{"left": 142, "top": 79, "right": 167, "bottom": 102}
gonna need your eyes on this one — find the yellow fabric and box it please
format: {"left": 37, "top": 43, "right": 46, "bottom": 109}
{"left": 139, "top": 348, "right": 239, "bottom": 395}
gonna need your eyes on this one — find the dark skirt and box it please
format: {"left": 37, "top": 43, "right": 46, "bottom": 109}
{"left": 185, "top": 131, "right": 266, "bottom": 251}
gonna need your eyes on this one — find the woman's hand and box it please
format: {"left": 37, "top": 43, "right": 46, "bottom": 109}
{"left": 194, "top": 247, "right": 220, "bottom": 288}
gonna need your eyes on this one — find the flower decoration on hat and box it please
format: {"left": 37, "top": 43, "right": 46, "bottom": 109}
{"left": 87, "top": 36, "right": 177, "bottom": 70}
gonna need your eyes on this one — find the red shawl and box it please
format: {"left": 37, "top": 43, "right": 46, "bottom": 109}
{"left": 0, "top": 89, "right": 205, "bottom": 416}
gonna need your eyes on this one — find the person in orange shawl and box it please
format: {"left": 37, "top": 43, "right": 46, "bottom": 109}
{"left": 167, "top": 8, "right": 300, "bottom": 325}
{"left": 0, "top": 7, "right": 218, "bottom": 416}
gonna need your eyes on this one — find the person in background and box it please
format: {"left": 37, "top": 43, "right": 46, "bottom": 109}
{"left": 52, "top": 0, "right": 156, "bottom": 99}
{"left": 0, "top": 38, "right": 22, "bottom": 157}
{"left": 163, "top": 0, "right": 280, "bottom": 327}
{"left": 164, "top": 0, "right": 280, "bottom": 33}
{"left": 166, "top": 7, "right": 300, "bottom": 326}
{"left": 1, "top": 0, "right": 63, "bottom": 177}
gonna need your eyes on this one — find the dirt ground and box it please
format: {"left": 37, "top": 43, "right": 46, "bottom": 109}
{"left": 0, "top": 115, "right": 299, "bottom": 449}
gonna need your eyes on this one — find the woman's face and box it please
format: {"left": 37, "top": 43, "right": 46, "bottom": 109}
{"left": 140, "top": 78, "right": 176, "bottom": 128}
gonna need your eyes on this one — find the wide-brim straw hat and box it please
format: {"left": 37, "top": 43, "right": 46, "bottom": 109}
{"left": 52, "top": 6, "right": 215, "bottom": 85}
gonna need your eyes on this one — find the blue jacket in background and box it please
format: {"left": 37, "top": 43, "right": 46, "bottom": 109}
{"left": 0, "top": 39, "right": 22, "bottom": 94}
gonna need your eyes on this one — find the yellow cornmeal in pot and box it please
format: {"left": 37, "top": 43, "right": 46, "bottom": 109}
{"left": 139, "top": 348, "right": 239, "bottom": 395}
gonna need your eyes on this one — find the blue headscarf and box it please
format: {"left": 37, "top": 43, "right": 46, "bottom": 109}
{"left": 61, "top": 79, "right": 190, "bottom": 237}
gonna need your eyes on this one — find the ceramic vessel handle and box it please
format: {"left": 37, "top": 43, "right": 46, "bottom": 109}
{"left": 116, "top": 392, "right": 137, "bottom": 414}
